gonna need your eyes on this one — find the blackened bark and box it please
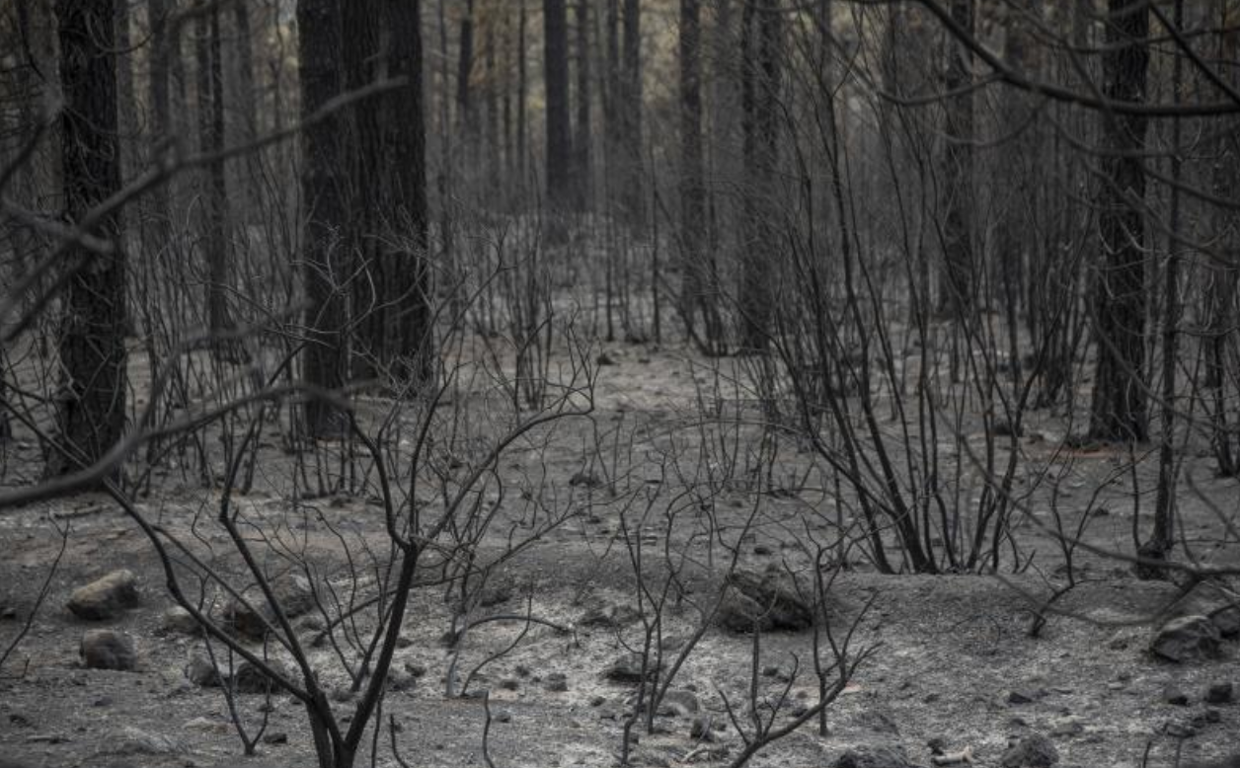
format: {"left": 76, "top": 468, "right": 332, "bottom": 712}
{"left": 678, "top": 0, "right": 720, "bottom": 352}
{"left": 938, "top": 0, "right": 974, "bottom": 317}
{"left": 1088, "top": 0, "right": 1150, "bottom": 442}
{"left": 342, "top": 0, "right": 384, "bottom": 380}
{"left": 738, "top": 0, "right": 780, "bottom": 353}
{"left": 49, "top": 0, "right": 128, "bottom": 477}
{"left": 618, "top": 0, "right": 643, "bottom": 228}
{"left": 573, "top": 0, "right": 592, "bottom": 210}
{"left": 544, "top": 0, "right": 574, "bottom": 210}
{"left": 384, "top": 0, "right": 433, "bottom": 387}
{"left": 198, "top": 8, "right": 239, "bottom": 357}
{"left": 297, "top": 0, "right": 349, "bottom": 436}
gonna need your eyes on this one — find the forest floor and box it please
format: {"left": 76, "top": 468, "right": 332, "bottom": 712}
{"left": 1, "top": 339, "right": 1239, "bottom": 768}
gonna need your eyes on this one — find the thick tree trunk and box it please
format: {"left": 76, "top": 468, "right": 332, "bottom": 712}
{"left": 342, "top": 0, "right": 385, "bottom": 380}
{"left": 383, "top": 0, "right": 433, "bottom": 387}
{"left": 297, "top": 0, "right": 349, "bottom": 436}
{"left": 49, "top": 0, "right": 128, "bottom": 477}
{"left": 1088, "top": 0, "right": 1150, "bottom": 442}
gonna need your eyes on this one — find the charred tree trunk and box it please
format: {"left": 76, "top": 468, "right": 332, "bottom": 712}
{"left": 572, "top": 0, "right": 592, "bottom": 210}
{"left": 197, "top": 8, "right": 240, "bottom": 359}
{"left": 678, "top": 0, "right": 721, "bottom": 352}
{"left": 938, "top": 0, "right": 974, "bottom": 317}
{"left": 343, "top": 0, "right": 384, "bottom": 380}
{"left": 738, "top": 0, "right": 780, "bottom": 353}
{"left": 48, "top": 0, "right": 128, "bottom": 477}
{"left": 1088, "top": 0, "right": 1150, "bottom": 443}
{"left": 383, "top": 0, "right": 433, "bottom": 387}
{"left": 618, "top": 0, "right": 643, "bottom": 229}
{"left": 544, "top": 0, "right": 574, "bottom": 211}
{"left": 297, "top": 0, "right": 349, "bottom": 436}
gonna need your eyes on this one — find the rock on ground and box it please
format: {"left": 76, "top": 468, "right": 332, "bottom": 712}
{"left": 219, "top": 572, "right": 316, "bottom": 641}
{"left": 1001, "top": 734, "right": 1059, "bottom": 768}
{"left": 832, "top": 745, "right": 919, "bottom": 768}
{"left": 716, "top": 568, "right": 813, "bottom": 632}
{"left": 66, "top": 570, "right": 139, "bottom": 620}
{"left": 605, "top": 653, "right": 662, "bottom": 683}
{"left": 104, "top": 726, "right": 184, "bottom": 756}
{"left": 1151, "top": 615, "right": 1223, "bottom": 663}
{"left": 158, "top": 605, "right": 200, "bottom": 635}
{"left": 80, "top": 629, "right": 138, "bottom": 671}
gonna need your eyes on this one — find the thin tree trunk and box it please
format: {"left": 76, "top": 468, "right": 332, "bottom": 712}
{"left": 544, "top": 0, "right": 574, "bottom": 211}
{"left": 938, "top": 0, "right": 973, "bottom": 317}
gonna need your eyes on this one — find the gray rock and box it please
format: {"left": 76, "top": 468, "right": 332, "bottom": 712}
{"left": 221, "top": 574, "right": 315, "bottom": 640}
{"left": 1164, "top": 684, "right": 1190, "bottom": 706}
{"left": 1008, "top": 688, "right": 1046, "bottom": 705}
{"left": 1210, "top": 605, "right": 1240, "bottom": 638}
{"left": 67, "top": 570, "right": 139, "bottom": 620}
{"left": 580, "top": 602, "right": 641, "bottom": 628}
{"left": 689, "top": 715, "right": 714, "bottom": 741}
{"left": 1001, "top": 734, "right": 1059, "bottom": 768}
{"left": 605, "top": 653, "right": 661, "bottom": 683}
{"left": 229, "top": 660, "right": 286, "bottom": 694}
{"left": 1151, "top": 616, "right": 1223, "bottom": 663}
{"left": 1206, "top": 682, "right": 1233, "bottom": 705}
{"left": 716, "top": 569, "right": 813, "bottom": 632}
{"left": 658, "top": 690, "right": 701, "bottom": 717}
{"left": 185, "top": 655, "right": 222, "bottom": 687}
{"left": 80, "top": 629, "right": 138, "bottom": 671}
{"left": 105, "top": 726, "right": 184, "bottom": 756}
{"left": 832, "top": 745, "right": 916, "bottom": 768}
{"left": 159, "top": 606, "right": 201, "bottom": 636}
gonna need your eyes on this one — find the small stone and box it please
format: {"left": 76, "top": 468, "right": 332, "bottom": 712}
{"left": 1008, "top": 689, "right": 1045, "bottom": 705}
{"left": 658, "top": 690, "right": 700, "bottom": 717}
{"left": 1001, "top": 734, "right": 1059, "bottom": 768}
{"left": 546, "top": 677, "right": 569, "bottom": 692}
{"left": 605, "top": 653, "right": 661, "bottom": 683}
{"left": 589, "top": 695, "right": 606, "bottom": 707}
{"left": 159, "top": 606, "right": 201, "bottom": 636}
{"left": 105, "top": 726, "right": 184, "bottom": 756}
{"left": 499, "top": 678, "right": 520, "bottom": 690}
{"left": 80, "top": 629, "right": 138, "bottom": 671}
{"left": 185, "top": 655, "right": 221, "bottom": 687}
{"left": 689, "top": 716, "right": 714, "bottom": 741}
{"left": 1203, "top": 708, "right": 1222, "bottom": 724}
{"left": 233, "top": 660, "right": 290, "bottom": 694}
{"left": 478, "top": 583, "right": 513, "bottom": 608}
{"left": 1205, "top": 683, "right": 1233, "bottom": 705}
{"left": 1050, "top": 721, "right": 1084, "bottom": 738}
{"left": 927, "top": 737, "right": 948, "bottom": 755}
{"left": 1151, "top": 616, "right": 1223, "bottom": 663}
{"left": 579, "top": 603, "right": 641, "bottom": 628}
{"left": 516, "top": 664, "right": 532, "bottom": 677}
{"left": 493, "top": 709, "right": 512, "bottom": 724}
{"left": 1164, "top": 720, "right": 1198, "bottom": 739}
{"left": 67, "top": 570, "right": 140, "bottom": 620}
{"left": 262, "top": 732, "right": 289, "bottom": 745}
{"left": 404, "top": 662, "right": 427, "bottom": 678}
{"left": 754, "top": 545, "right": 773, "bottom": 556}
{"left": 832, "top": 745, "right": 916, "bottom": 768}
{"left": 1209, "top": 605, "right": 1240, "bottom": 638}
{"left": 1164, "top": 684, "right": 1190, "bottom": 706}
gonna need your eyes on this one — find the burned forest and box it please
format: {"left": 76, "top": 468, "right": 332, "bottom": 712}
{"left": 2, "top": 1, "right": 1240, "bottom": 767}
